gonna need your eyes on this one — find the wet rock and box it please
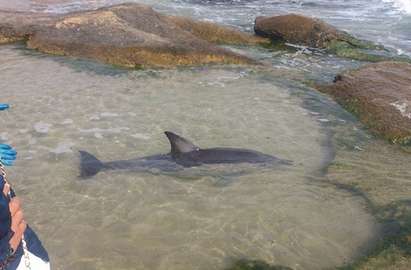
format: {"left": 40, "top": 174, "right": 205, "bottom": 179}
{"left": 317, "top": 61, "right": 411, "bottom": 145}
{"left": 254, "top": 14, "right": 344, "bottom": 48}
{"left": 254, "top": 14, "right": 394, "bottom": 62}
{"left": 168, "top": 16, "right": 269, "bottom": 46}
{"left": 0, "top": 3, "right": 264, "bottom": 68}
{"left": 0, "top": 11, "right": 51, "bottom": 44}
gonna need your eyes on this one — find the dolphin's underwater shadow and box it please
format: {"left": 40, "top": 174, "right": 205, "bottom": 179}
{"left": 79, "top": 131, "right": 292, "bottom": 180}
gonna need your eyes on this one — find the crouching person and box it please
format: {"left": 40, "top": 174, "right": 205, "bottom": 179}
{"left": 0, "top": 166, "right": 50, "bottom": 269}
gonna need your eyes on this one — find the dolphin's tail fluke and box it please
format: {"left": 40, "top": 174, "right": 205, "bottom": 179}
{"left": 79, "top": 150, "right": 105, "bottom": 179}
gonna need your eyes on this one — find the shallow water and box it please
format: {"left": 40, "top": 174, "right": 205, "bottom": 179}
{"left": 0, "top": 0, "right": 410, "bottom": 269}
{"left": 0, "top": 45, "right": 379, "bottom": 270}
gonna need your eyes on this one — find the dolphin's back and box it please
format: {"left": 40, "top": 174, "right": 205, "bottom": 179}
{"left": 164, "top": 132, "right": 290, "bottom": 167}
{"left": 173, "top": 148, "right": 278, "bottom": 167}
{"left": 198, "top": 148, "right": 276, "bottom": 164}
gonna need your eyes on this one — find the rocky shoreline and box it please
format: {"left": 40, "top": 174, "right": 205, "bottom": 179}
{"left": 1, "top": 3, "right": 406, "bottom": 68}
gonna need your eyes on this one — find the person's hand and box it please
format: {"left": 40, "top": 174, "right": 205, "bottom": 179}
{"left": 2, "top": 183, "right": 26, "bottom": 253}
{"left": 0, "top": 144, "right": 16, "bottom": 167}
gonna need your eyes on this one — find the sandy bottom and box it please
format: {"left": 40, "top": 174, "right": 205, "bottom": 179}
{"left": 0, "top": 45, "right": 379, "bottom": 270}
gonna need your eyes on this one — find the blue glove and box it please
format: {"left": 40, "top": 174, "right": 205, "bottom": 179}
{"left": 0, "top": 104, "right": 9, "bottom": 111}
{"left": 0, "top": 145, "right": 16, "bottom": 167}
{"left": 0, "top": 104, "right": 17, "bottom": 166}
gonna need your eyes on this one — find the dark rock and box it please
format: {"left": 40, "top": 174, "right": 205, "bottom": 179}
{"left": 317, "top": 62, "right": 411, "bottom": 145}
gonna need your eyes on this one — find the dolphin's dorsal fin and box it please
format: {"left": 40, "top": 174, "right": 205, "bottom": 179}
{"left": 164, "top": 131, "right": 199, "bottom": 158}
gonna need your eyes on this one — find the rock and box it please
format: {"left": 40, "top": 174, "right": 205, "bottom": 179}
{"left": 0, "top": 3, "right": 265, "bottom": 68}
{"left": 254, "top": 14, "right": 395, "bottom": 62}
{"left": 168, "top": 16, "right": 269, "bottom": 46}
{"left": 0, "top": 11, "right": 51, "bottom": 44}
{"left": 317, "top": 62, "right": 411, "bottom": 145}
{"left": 255, "top": 14, "right": 345, "bottom": 49}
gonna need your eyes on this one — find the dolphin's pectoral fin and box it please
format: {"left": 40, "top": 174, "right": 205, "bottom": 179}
{"left": 164, "top": 131, "right": 200, "bottom": 158}
{"left": 79, "top": 150, "right": 105, "bottom": 179}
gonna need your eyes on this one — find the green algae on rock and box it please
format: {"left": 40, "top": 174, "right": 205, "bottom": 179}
{"left": 317, "top": 62, "right": 411, "bottom": 145}
{"left": 0, "top": 3, "right": 264, "bottom": 68}
{"left": 254, "top": 14, "right": 395, "bottom": 62}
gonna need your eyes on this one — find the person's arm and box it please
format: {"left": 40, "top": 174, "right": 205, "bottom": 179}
{"left": 0, "top": 176, "right": 26, "bottom": 264}
{"left": 5, "top": 187, "right": 26, "bottom": 253}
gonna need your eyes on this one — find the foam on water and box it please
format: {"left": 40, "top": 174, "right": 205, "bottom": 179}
{"left": 384, "top": 0, "right": 411, "bottom": 14}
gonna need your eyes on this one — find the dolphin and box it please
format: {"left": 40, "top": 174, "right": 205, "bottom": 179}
{"left": 79, "top": 131, "right": 292, "bottom": 178}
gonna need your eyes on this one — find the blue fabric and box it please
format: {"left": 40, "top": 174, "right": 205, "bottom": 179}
{"left": 0, "top": 175, "right": 12, "bottom": 263}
